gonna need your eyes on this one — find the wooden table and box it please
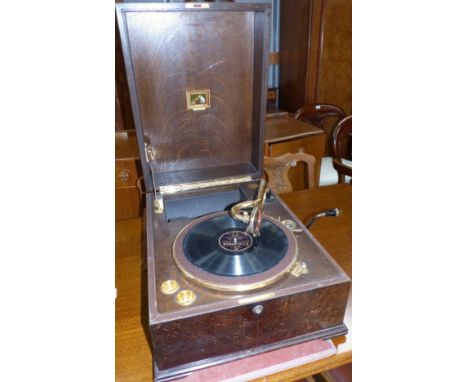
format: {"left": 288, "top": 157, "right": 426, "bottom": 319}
{"left": 116, "top": 184, "right": 351, "bottom": 382}
{"left": 265, "top": 117, "right": 326, "bottom": 188}
{"left": 115, "top": 130, "right": 142, "bottom": 220}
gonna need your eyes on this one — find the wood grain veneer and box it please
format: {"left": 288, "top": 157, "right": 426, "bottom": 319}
{"left": 116, "top": 3, "right": 271, "bottom": 191}
{"left": 115, "top": 15, "right": 134, "bottom": 132}
{"left": 313, "top": 0, "right": 352, "bottom": 115}
{"left": 151, "top": 283, "right": 349, "bottom": 372}
{"left": 115, "top": 184, "right": 352, "bottom": 382}
{"left": 145, "top": 187, "right": 349, "bottom": 380}
{"left": 279, "top": 0, "right": 352, "bottom": 115}
{"left": 281, "top": 184, "right": 352, "bottom": 277}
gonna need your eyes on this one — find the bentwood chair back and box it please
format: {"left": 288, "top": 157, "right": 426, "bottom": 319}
{"left": 331, "top": 115, "right": 352, "bottom": 183}
{"left": 294, "top": 103, "right": 349, "bottom": 186}
{"left": 294, "top": 103, "right": 346, "bottom": 131}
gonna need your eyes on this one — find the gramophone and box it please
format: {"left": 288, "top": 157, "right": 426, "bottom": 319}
{"left": 116, "top": 2, "right": 350, "bottom": 381}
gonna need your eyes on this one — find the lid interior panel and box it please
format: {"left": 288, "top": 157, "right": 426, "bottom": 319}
{"left": 122, "top": 8, "right": 268, "bottom": 187}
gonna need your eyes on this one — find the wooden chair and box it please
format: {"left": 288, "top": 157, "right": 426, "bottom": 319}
{"left": 294, "top": 103, "right": 346, "bottom": 130}
{"left": 331, "top": 115, "right": 352, "bottom": 183}
{"left": 294, "top": 104, "right": 349, "bottom": 186}
{"left": 264, "top": 152, "right": 316, "bottom": 194}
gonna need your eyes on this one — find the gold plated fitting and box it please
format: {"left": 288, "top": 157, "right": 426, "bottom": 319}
{"left": 160, "top": 280, "right": 180, "bottom": 295}
{"left": 290, "top": 261, "right": 309, "bottom": 277}
{"left": 175, "top": 289, "right": 197, "bottom": 306}
{"left": 230, "top": 179, "right": 268, "bottom": 237}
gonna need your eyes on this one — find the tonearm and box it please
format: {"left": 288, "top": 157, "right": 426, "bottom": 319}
{"left": 230, "top": 178, "right": 268, "bottom": 237}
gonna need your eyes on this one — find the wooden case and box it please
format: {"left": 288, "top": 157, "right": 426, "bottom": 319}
{"left": 116, "top": 3, "right": 350, "bottom": 381}
{"left": 116, "top": 2, "right": 270, "bottom": 194}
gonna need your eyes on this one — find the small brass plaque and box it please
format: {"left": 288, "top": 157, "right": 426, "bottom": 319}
{"left": 186, "top": 89, "right": 210, "bottom": 111}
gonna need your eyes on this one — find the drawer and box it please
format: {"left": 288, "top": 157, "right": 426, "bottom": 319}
{"left": 115, "top": 159, "right": 141, "bottom": 188}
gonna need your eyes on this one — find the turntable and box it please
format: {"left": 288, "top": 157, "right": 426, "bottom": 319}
{"left": 116, "top": 2, "right": 350, "bottom": 381}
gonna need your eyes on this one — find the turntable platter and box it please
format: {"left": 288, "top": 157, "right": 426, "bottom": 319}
{"left": 173, "top": 212, "right": 298, "bottom": 292}
{"left": 182, "top": 214, "right": 289, "bottom": 277}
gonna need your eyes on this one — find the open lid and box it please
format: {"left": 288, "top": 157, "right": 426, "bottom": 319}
{"left": 116, "top": 2, "right": 271, "bottom": 194}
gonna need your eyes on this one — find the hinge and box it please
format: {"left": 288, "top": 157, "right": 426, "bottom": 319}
{"left": 145, "top": 144, "right": 164, "bottom": 214}
{"left": 145, "top": 142, "right": 156, "bottom": 162}
{"left": 153, "top": 192, "right": 164, "bottom": 214}
{"left": 159, "top": 176, "right": 253, "bottom": 195}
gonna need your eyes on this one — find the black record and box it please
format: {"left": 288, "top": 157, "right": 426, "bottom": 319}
{"left": 182, "top": 215, "right": 289, "bottom": 277}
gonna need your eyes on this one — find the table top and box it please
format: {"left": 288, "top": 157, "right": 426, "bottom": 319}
{"left": 264, "top": 116, "right": 324, "bottom": 144}
{"left": 280, "top": 183, "right": 352, "bottom": 277}
{"left": 115, "top": 183, "right": 352, "bottom": 382}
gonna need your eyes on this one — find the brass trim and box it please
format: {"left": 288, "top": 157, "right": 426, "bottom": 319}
{"left": 230, "top": 179, "right": 266, "bottom": 225}
{"left": 160, "top": 176, "right": 252, "bottom": 195}
{"left": 153, "top": 193, "right": 164, "bottom": 214}
{"left": 186, "top": 89, "right": 210, "bottom": 111}
{"left": 175, "top": 289, "right": 197, "bottom": 306}
{"left": 160, "top": 280, "right": 180, "bottom": 295}
{"left": 290, "top": 261, "right": 309, "bottom": 277}
{"left": 172, "top": 213, "right": 298, "bottom": 292}
{"left": 238, "top": 292, "right": 275, "bottom": 305}
{"left": 173, "top": 252, "right": 296, "bottom": 292}
{"left": 230, "top": 179, "right": 267, "bottom": 237}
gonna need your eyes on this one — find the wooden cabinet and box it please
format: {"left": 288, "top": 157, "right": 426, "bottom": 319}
{"left": 278, "top": 0, "right": 352, "bottom": 115}
{"left": 265, "top": 117, "right": 326, "bottom": 189}
{"left": 115, "top": 130, "right": 142, "bottom": 220}
{"left": 115, "top": 12, "right": 134, "bottom": 132}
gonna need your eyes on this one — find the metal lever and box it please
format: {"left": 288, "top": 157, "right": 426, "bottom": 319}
{"left": 305, "top": 208, "right": 342, "bottom": 228}
{"left": 230, "top": 179, "right": 268, "bottom": 237}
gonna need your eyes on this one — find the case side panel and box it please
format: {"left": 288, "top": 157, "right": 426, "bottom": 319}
{"left": 151, "top": 282, "right": 350, "bottom": 372}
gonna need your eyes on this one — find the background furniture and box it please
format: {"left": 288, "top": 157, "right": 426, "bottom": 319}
{"left": 331, "top": 115, "right": 352, "bottom": 183}
{"left": 264, "top": 152, "right": 316, "bottom": 194}
{"left": 294, "top": 104, "right": 349, "bottom": 186}
{"left": 115, "top": 183, "right": 352, "bottom": 382}
{"left": 115, "top": 14, "right": 134, "bottom": 132}
{"left": 313, "top": 363, "right": 352, "bottom": 382}
{"left": 294, "top": 103, "right": 346, "bottom": 156}
{"left": 265, "top": 116, "right": 325, "bottom": 189}
{"left": 278, "top": 0, "right": 352, "bottom": 115}
{"left": 295, "top": 103, "right": 346, "bottom": 129}
{"left": 116, "top": 117, "right": 326, "bottom": 219}
{"left": 115, "top": 130, "right": 142, "bottom": 220}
